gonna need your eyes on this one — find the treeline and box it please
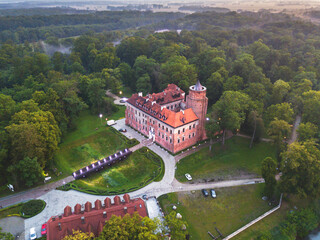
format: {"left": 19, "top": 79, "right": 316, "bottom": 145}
{"left": 0, "top": 7, "right": 92, "bottom": 16}
{"left": 0, "top": 11, "right": 184, "bottom": 43}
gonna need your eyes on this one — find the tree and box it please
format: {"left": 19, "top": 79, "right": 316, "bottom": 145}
{"left": 272, "top": 80, "right": 290, "bottom": 104}
{"left": 211, "top": 91, "right": 251, "bottom": 145}
{"left": 160, "top": 56, "right": 197, "bottom": 92}
{"left": 297, "top": 122, "right": 318, "bottom": 142}
{"left": 205, "top": 120, "right": 221, "bottom": 151}
{"left": 62, "top": 230, "right": 94, "bottom": 240}
{"left": 0, "top": 227, "right": 14, "bottom": 240}
{"left": 267, "top": 118, "right": 291, "bottom": 146}
{"left": 206, "top": 71, "right": 224, "bottom": 104}
{"left": 98, "top": 212, "right": 161, "bottom": 240}
{"left": 6, "top": 110, "right": 60, "bottom": 167}
{"left": 164, "top": 211, "right": 188, "bottom": 240}
{"left": 265, "top": 103, "right": 294, "bottom": 124}
{"left": 261, "top": 157, "right": 277, "bottom": 198}
{"left": 133, "top": 55, "right": 159, "bottom": 91}
{"left": 8, "top": 157, "right": 43, "bottom": 187}
{"left": 280, "top": 141, "right": 320, "bottom": 198}
{"left": 223, "top": 75, "right": 243, "bottom": 91}
{"left": 0, "top": 94, "right": 16, "bottom": 128}
{"left": 247, "top": 110, "right": 264, "bottom": 148}
{"left": 136, "top": 74, "right": 152, "bottom": 95}
{"left": 302, "top": 90, "right": 320, "bottom": 126}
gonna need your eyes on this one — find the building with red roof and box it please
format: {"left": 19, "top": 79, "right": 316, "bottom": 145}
{"left": 125, "top": 81, "right": 208, "bottom": 153}
{"left": 46, "top": 194, "right": 147, "bottom": 240}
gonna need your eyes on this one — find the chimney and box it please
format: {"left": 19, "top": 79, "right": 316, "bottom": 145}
{"left": 52, "top": 217, "right": 56, "bottom": 221}
{"left": 74, "top": 204, "right": 81, "bottom": 214}
{"left": 95, "top": 200, "right": 102, "bottom": 210}
{"left": 124, "top": 207, "right": 128, "bottom": 214}
{"left": 103, "top": 211, "right": 107, "bottom": 218}
{"left": 123, "top": 194, "right": 130, "bottom": 203}
{"left": 181, "top": 109, "right": 184, "bottom": 114}
{"left": 146, "top": 98, "right": 149, "bottom": 102}
{"left": 81, "top": 216, "right": 85, "bottom": 224}
{"left": 114, "top": 196, "right": 121, "bottom": 205}
{"left": 58, "top": 223, "right": 62, "bottom": 231}
{"left": 85, "top": 202, "right": 92, "bottom": 212}
{"left": 138, "top": 92, "right": 142, "bottom": 97}
{"left": 64, "top": 206, "right": 72, "bottom": 217}
{"left": 152, "top": 101, "right": 156, "bottom": 105}
{"left": 104, "top": 197, "right": 111, "bottom": 208}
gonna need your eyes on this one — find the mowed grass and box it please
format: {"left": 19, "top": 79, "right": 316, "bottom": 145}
{"left": 158, "top": 184, "right": 274, "bottom": 240}
{"left": 236, "top": 194, "right": 313, "bottom": 239}
{"left": 0, "top": 203, "right": 22, "bottom": 219}
{"left": 62, "top": 107, "right": 125, "bottom": 145}
{"left": 176, "top": 137, "right": 277, "bottom": 182}
{"left": 73, "top": 148, "right": 163, "bottom": 192}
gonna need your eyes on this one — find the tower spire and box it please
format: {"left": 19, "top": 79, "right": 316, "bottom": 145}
{"left": 194, "top": 80, "right": 203, "bottom": 91}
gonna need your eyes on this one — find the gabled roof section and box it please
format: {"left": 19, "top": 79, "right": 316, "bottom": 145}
{"left": 127, "top": 85, "right": 198, "bottom": 128}
{"left": 146, "top": 84, "right": 185, "bottom": 105}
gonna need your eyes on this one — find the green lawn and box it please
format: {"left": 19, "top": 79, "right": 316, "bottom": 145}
{"left": 61, "top": 107, "right": 125, "bottom": 145}
{"left": 0, "top": 203, "right": 23, "bottom": 219}
{"left": 69, "top": 147, "right": 164, "bottom": 194}
{"left": 158, "top": 184, "right": 274, "bottom": 240}
{"left": 176, "top": 137, "right": 277, "bottom": 182}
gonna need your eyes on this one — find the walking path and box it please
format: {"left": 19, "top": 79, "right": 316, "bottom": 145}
{"left": 288, "top": 115, "right": 301, "bottom": 144}
{"left": 106, "top": 90, "right": 126, "bottom": 106}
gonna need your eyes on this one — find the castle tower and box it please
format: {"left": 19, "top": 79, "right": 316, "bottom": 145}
{"left": 186, "top": 80, "right": 208, "bottom": 141}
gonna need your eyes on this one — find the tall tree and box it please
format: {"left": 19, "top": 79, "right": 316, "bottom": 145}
{"left": 261, "top": 157, "right": 277, "bottom": 198}
{"left": 211, "top": 91, "right": 251, "bottom": 145}
{"left": 62, "top": 230, "right": 94, "bottom": 240}
{"left": 297, "top": 122, "right": 318, "bottom": 142}
{"left": 98, "top": 213, "right": 161, "bottom": 240}
{"left": 280, "top": 141, "right": 320, "bottom": 198}
{"left": 164, "top": 211, "right": 188, "bottom": 240}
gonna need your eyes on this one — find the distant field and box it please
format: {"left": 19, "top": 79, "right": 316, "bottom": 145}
{"left": 176, "top": 136, "right": 277, "bottom": 182}
{"left": 158, "top": 184, "right": 274, "bottom": 240}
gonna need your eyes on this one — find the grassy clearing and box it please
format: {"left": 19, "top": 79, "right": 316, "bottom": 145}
{"left": 176, "top": 136, "right": 277, "bottom": 182}
{"left": 69, "top": 147, "right": 164, "bottom": 194}
{"left": 0, "top": 203, "right": 23, "bottom": 219}
{"left": 236, "top": 194, "right": 313, "bottom": 239}
{"left": 158, "top": 184, "right": 274, "bottom": 240}
{"left": 62, "top": 107, "right": 125, "bottom": 145}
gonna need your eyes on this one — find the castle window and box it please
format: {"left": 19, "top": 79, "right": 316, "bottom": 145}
{"left": 178, "top": 139, "right": 180, "bottom": 143}
{"left": 158, "top": 123, "right": 160, "bottom": 128}
{"left": 162, "top": 134, "right": 164, "bottom": 139}
{"left": 183, "top": 128, "right": 185, "bottom": 133}
{"left": 166, "top": 128, "right": 168, "bottom": 132}
{"left": 166, "top": 136, "right": 168, "bottom": 141}
{"left": 158, "top": 132, "right": 160, "bottom": 136}
{"left": 139, "top": 112, "right": 140, "bottom": 117}
{"left": 182, "top": 137, "right": 185, "bottom": 141}
{"left": 135, "top": 110, "right": 137, "bottom": 114}
{"left": 170, "top": 139, "right": 172, "bottom": 143}
{"left": 193, "top": 132, "right": 195, "bottom": 137}
{"left": 170, "top": 130, "right": 172, "bottom": 134}
{"left": 193, "top": 124, "right": 195, "bottom": 128}
{"left": 143, "top": 126, "right": 144, "bottom": 130}
{"left": 178, "top": 130, "right": 180, "bottom": 134}
{"left": 189, "top": 134, "right": 191, "bottom": 139}
{"left": 189, "top": 125, "right": 191, "bottom": 130}
{"left": 162, "top": 126, "right": 164, "bottom": 130}
{"left": 149, "top": 119, "right": 151, "bottom": 123}
{"left": 153, "top": 121, "right": 155, "bottom": 124}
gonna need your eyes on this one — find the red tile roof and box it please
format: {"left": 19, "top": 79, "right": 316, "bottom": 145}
{"left": 127, "top": 84, "right": 198, "bottom": 128}
{"left": 46, "top": 194, "right": 147, "bottom": 240}
{"left": 146, "top": 84, "right": 185, "bottom": 105}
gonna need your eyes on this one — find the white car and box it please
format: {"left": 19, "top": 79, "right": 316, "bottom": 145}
{"left": 30, "top": 227, "right": 37, "bottom": 240}
{"left": 185, "top": 173, "right": 192, "bottom": 181}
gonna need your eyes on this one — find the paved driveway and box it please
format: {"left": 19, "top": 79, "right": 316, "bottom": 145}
{"left": 0, "top": 216, "right": 24, "bottom": 238}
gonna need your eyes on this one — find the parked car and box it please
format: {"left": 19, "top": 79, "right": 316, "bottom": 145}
{"left": 201, "top": 189, "right": 209, "bottom": 197}
{"left": 120, "top": 97, "right": 128, "bottom": 103}
{"left": 142, "top": 194, "right": 147, "bottom": 200}
{"left": 119, "top": 128, "right": 127, "bottom": 132}
{"left": 41, "top": 223, "right": 47, "bottom": 236}
{"left": 185, "top": 173, "right": 192, "bottom": 181}
{"left": 30, "top": 227, "right": 37, "bottom": 240}
{"left": 210, "top": 189, "right": 217, "bottom": 198}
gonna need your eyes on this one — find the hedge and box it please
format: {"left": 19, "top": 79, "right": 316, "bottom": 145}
{"left": 20, "top": 199, "right": 46, "bottom": 218}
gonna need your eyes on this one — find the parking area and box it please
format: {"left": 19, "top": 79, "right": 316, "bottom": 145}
{"left": 112, "top": 118, "right": 146, "bottom": 142}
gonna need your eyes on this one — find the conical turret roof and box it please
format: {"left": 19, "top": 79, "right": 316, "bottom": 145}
{"left": 194, "top": 80, "right": 203, "bottom": 91}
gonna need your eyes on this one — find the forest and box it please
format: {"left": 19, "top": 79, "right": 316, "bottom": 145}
{"left": 0, "top": 8, "right": 320, "bottom": 239}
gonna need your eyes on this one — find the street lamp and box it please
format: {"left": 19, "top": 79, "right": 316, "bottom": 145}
{"left": 119, "top": 91, "right": 122, "bottom": 95}
{"left": 99, "top": 114, "right": 103, "bottom": 126}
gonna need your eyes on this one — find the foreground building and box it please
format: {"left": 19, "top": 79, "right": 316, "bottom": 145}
{"left": 46, "top": 194, "right": 147, "bottom": 239}
{"left": 125, "top": 81, "right": 208, "bottom": 153}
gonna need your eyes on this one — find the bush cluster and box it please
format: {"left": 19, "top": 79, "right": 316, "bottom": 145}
{"left": 20, "top": 199, "right": 46, "bottom": 218}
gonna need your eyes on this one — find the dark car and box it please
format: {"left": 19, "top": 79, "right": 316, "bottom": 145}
{"left": 201, "top": 189, "right": 209, "bottom": 197}
{"left": 119, "top": 128, "right": 127, "bottom": 132}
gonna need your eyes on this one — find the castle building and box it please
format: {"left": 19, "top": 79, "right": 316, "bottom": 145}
{"left": 125, "top": 81, "right": 208, "bottom": 153}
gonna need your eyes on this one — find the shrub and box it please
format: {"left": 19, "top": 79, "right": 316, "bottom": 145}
{"left": 20, "top": 199, "right": 46, "bottom": 218}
